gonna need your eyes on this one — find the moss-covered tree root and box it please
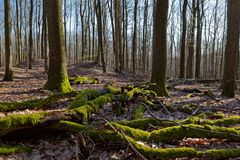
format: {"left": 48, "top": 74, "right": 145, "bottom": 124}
{"left": 68, "top": 89, "right": 101, "bottom": 110}
{"left": 0, "top": 92, "right": 77, "bottom": 112}
{"left": 69, "top": 93, "right": 114, "bottom": 122}
{"left": 50, "top": 121, "right": 240, "bottom": 160}
{"left": 111, "top": 122, "right": 240, "bottom": 144}
{"left": 117, "top": 115, "right": 240, "bottom": 130}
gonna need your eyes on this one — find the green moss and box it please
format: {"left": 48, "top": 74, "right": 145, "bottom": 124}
{"left": 70, "top": 76, "right": 99, "bottom": 85}
{"left": 0, "top": 112, "right": 46, "bottom": 136}
{"left": 111, "top": 122, "right": 150, "bottom": 141}
{"left": 180, "top": 103, "right": 197, "bottom": 114}
{"left": 0, "top": 146, "right": 32, "bottom": 155}
{"left": 45, "top": 75, "right": 72, "bottom": 93}
{"left": 132, "top": 104, "right": 146, "bottom": 120}
{"left": 69, "top": 94, "right": 114, "bottom": 122}
{"left": 117, "top": 118, "right": 175, "bottom": 130}
{"left": 0, "top": 92, "right": 77, "bottom": 112}
{"left": 117, "top": 115, "right": 240, "bottom": 131}
{"left": 68, "top": 89, "right": 100, "bottom": 110}
{"left": 144, "top": 99, "right": 158, "bottom": 110}
{"left": 51, "top": 121, "right": 124, "bottom": 143}
{"left": 209, "top": 115, "right": 240, "bottom": 126}
{"left": 121, "top": 88, "right": 157, "bottom": 101}
{"left": 198, "top": 148, "right": 240, "bottom": 160}
{"left": 185, "top": 93, "right": 193, "bottom": 98}
{"left": 104, "top": 85, "right": 122, "bottom": 94}
{"left": 204, "top": 90, "right": 215, "bottom": 98}
{"left": 128, "top": 137, "right": 197, "bottom": 160}
{"left": 198, "top": 112, "right": 225, "bottom": 119}
{"left": 150, "top": 124, "right": 240, "bottom": 144}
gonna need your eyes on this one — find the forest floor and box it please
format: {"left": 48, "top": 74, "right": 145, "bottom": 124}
{"left": 0, "top": 59, "right": 240, "bottom": 160}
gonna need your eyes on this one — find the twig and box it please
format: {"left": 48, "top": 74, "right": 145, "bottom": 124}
{"left": 104, "top": 118, "right": 147, "bottom": 160}
{"left": 120, "top": 130, "right": 148, "bottom": 160}
{"left": 158, "top": 101, "right": 172, "bottom": 115}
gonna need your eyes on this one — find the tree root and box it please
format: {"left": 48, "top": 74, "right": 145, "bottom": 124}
{"left": 0, "top": 92, "right": 77, "bottom": 112}
{"left": 111, "top": 122, "right": 240, "bottom": 144}
{"left": 68, "top": 89, "right": 101, "bottom": 110}
{"left": 50, "top": 121, "right": 240, "bottom": 160}
{"left": 117, "top": 115, "right": 240, "bottom": 130}
{"left": 68, "top": 93, "right": 114, "bottom": 123}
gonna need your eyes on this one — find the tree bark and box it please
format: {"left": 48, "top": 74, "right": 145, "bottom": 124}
{"left": 222, "top": 0, "right": 240, "bottom": 97}
{"left": 179, "top": 0, "right": 188, "bottom": 79}
{"left": 28, "top": 0, "right": 33, "bottom": 69}
{"left": 3, "top": 0, "right": 13, "bottom": 81}
{"left": 45, "top": 0, "right": 72, "bottom": 92}
{"left": 150, "top": 0, "right": 169, "bottom": 97}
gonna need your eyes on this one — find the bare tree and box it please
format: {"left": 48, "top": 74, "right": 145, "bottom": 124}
{"left": 150, "top": 0, "right": 169, "bottom": 96}
{"left": 222, "top": 0, "right": 240, "bottom": 97}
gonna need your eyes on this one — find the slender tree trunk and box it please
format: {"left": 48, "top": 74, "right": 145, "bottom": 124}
{"left": 150, "top": 0, "right": 169, "bottom": 97}
{"left": 179, "top": 0, "right": 187, "bottom": 79}
{"left": 142, "top": 0, "right": 148, "bottom": 73}
{"left": 195, "top": 0, "right": 203, "bottom": 79}
{"left": 43, "top": 0, "right": 48, "bottom": 72}
{"left": 131, "top": 0, "right": 138, "bottom": 73}
{"left": 28, "top": 0, "right": 33, "bottom": 69}
{"left": 186, "top": 0, "right": 196, "bottom": 79}
{"left": 3, "top": 0, "right": 13, "bottom": 81}
{"left": 94, "top": 0, "right": 106, "bottom": 73}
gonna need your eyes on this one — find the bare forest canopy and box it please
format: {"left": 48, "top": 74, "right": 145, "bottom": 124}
{"left": 0, "top": 0, "right": 236, "bottom": 79}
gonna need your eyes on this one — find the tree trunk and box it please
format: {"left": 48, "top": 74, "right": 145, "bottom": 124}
{"left": 186, "top": 0, "right": 196, "bottom": 79}
{"left": 3, "top": 0, "right": 13, "bottom": 81}
{"left": 45, "top": 0, "right": 72, "bottom": 92}
{"left": 131, "top": 0, "right": 138, "bottom": 73}
{"left": 179, "top": 0, "right": 187, "bottom": 79}
{"left": 94, "top": 0, "right": 106, "bottom": 73}
{"left": 28, "top": 0, "right": 33, "bottom": 69}
{"left": 222, "top": 0, "right": 240, "bottom": 97}
{"left": 150, "top": 0, "right": 169, "bottom": 97}
{"left": 195, "top": 0, "right": 203, "bottom": 79}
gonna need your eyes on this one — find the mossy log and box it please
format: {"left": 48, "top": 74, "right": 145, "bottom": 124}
{"left": 69, "top": 76, "right": 99, "bottom": 85}
{"left": 0, "top": 112, "right": 47, "bottom": 136}
{"left": 0, "top": 146, "right": 32, "bottom": 155}
{"left": 69, "top": 93, "right": 114, "bottom": 122}
{"left": 68, "top": 89, "right": 101, "bottom": 110}
{"left": 0, "top": 92, "right": 77, "bottom": 112}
